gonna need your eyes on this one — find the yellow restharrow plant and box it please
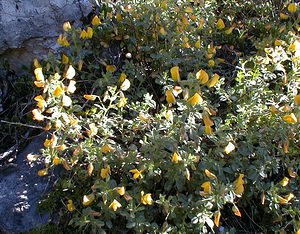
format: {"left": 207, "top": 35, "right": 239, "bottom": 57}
{"left": 91, "top": 15, "right": 101, "bottom": 26}
{"left": 200, "top": 181, "right": 212, "bottom": 196}
{"left": 207, "top": 73, "right": 220, "bottom": 88}
{"left": 187, "top": 93, "right": 203, "bottom": 106}
{"left": 196, "top": 69, "right": 209, "bottom": 84}
{"left": 109, "top": 199, "right": 122, "bottom": 211}
{"left": 67, "top": 199, "right": 75, "bottom": 212}
{"left": 282, "top": 113, "right": 297, "bottom": 124}
{"left": 166, "top": 90, "right": 176, "bottom": 104}
{"left": 129, "top": 169, "right": 143, "bottom": 179}
{"left": 216, "top": 18, "right": 225, "bottom": 29}
{"left": 170, "top": 66, "right": 180, "bottom": 81}
{"left": 214, "top": 211, "right": 221, "bottom": 227}
{"left": 204, "top": 169, "right": 217, "bottom": 180}
{"left": 141, "top": 191, "right": 153, "bottom": 205}
{"left": 116, "top": 187, "right": 125, "bottom": 196}
{"left": 171, "top": 151, "right": 182, "bottom": 163}
{"left": 234, "top": 174, "right": 245, "bottom": 196}
{"left": 100, "top": 165, "right": 111, "bottom": 179}
{"left": 82, "top": 193, "right": 95, "bottom": 206}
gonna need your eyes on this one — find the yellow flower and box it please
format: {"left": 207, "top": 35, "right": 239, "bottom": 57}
{"left": 57, "top": 34, "right": 69, "bottom": 46}
{"left": 141, "top": 191, "right": 153, "bottom": 205}
{"left": 171, "top": 151, "right": 182, "bottom": 163}
{"left": 288, "top": 168, "right": 297, "bottom": 178}
{"left": 284, "top": 193, "right": 295, "bottom": 202}
{"left": 279, "top": 13, "right": 289, "bottom": 20}
{"left": 101, "top": 144, "right": 115, "bottom": 154}
{"left": 117, "top": 97, "right": 127, "bottom": 108}
{"left": 100, "top": 166, "right": 111, "bottom": 179}
{"left": 66, "top": 199, "right": 75, "bottom": 212}
{"left": 208, "top": 59, "right": 215, "bottom": 67}
{"left": 200, "top": 181, "right": 212, "bottom": 196}
{"left": 232, "top": 205, "right": 241, "bottom": 217}
{"left": 87, "top": 27, "right": 93, "bottom": 38}
{"left": 279, "top": 177, "right": 289, "bottom": 186}
{"left": 196, "top": 69, "right": 209, "bottom": 84}
{"left": 225, "top": 26, "right": 235, "bottom": 35}
{"left": 160, "top": 0, "right": 167, "bottom": 10}
{"left": 185, "top": 6, "right": 193, "bottom": 13}
{"left": 170, "top": 66, "right": 180, "bottom": 82}
{"left": 288, "top": 40, "right": 300, "bottom": 52}
{"left": 195, "top": 39, "right": 201, "bottom": 49}
{"left": 67, "top": 80, "right": 76, "bottom": 93}
{"left": 34, "top": 95, "right": 47, "bottom": 109}
{"left": 52, "top": 156, "right": 61, "bottom": 165}
{"left": 80, "top": 29, "right": 88, "bottom": 39}
{"left": 216, "top": 18, "right": 225, "bottom": 29}
{"left": 44, "top": 134, "right": 58, "bottom": 148}
{"left": 53, "top": 86, "right": 64, "bottom": 97}
{"left": 203, "top": 114, "right": 214, "bottom": 126}
{"left": 205, "top": 125, "right": 212, "bottom": 134}
{"left": 120, "top": 79, "right": 131, "bottom": 91}
{"left": 91, "top": 15, "right": 101, "bottom": 26}
{"left": 276, "top": 193, "right": 294, "bottom": 205}
{"left": 106, "top": 65, "right": 117, "bottom": 73}
{"left": 119, "top": 73, "right": 127, "bottom": 83}
{"left": 84, "top": 94, "right": 97, "bottom": 101}
{"left": 38, "top": 168, "right": 48, "bottom": 177}
{"left": 82, "top": 193, "right": 95, "bottom": 206}
{"left": 165, "top": 110, "right": 173, "bottom": 122}
{"left": 283, "top": 113, "right": 297, "bottom": 124}
{"left": 207, "top": 73, "right": 220, "bottom": 88}
{"left": 224, "top": 142, "right": 235, "bottom": 154}
{"left": 65, "top": 65, "right": 76, "bottom": 79}
{"left": 109, "top": 199, "right": 122, "bottom": 211}
{"left": 87, "top": 163, "right": 94, "bottom": 176}
{"left": 34, "top": 81, "right": 45, "bottom": 88}
{"left": 129, "top": 169, "right": 143, "bottom": 179}
{"left": 78, "top": 59, "right": 83, "bottom": 71}
{"left": 32, "top": 109, "right": 44, "bottom": 121}
{"left": 166, "top": 90, "right": 176, "bottom": 104}
{"left": 234, "top": 174, "right": 245, "bottom": 196}
{"left": 159, "top": 27, "right": 168, "bottom": 36}
{"left": 34, "top": 67, "right": 44, "bottom": 81}
{"left": 294, "top": 95, "right": 300, "bottom": 105}
{"left": 116, "top": 13, "right": 122, "bottom": 22}
{"left": 204, "top": 169, "right": 217, "bottom": 180}
{"left": 62, "top": 95, "right": 72, "bottom": 107}
{"left": 287, "top": 3, "right": 297, "bottom": 13}
{"left": 139, "top": 112, "right": 151, "bottom": 122}
{"left": 62, "top": 54, "right": 69, "bottom": 64}
{"left": 63, "top": 21, "right": 71, "bottom": 31}
{"left": 198, "top": 17, "right": 205, "bottom": 30}
{"left": 116, "top": 187, "right": 125, "bottom": 196}
{"left": 187, "top": 93, "right": 203, "bottom": 106}
{"left": 207, "top": 42, "right": 216, "bottom": 54}
{"left": 214, "top": 211, "right": 221, "bottom": 227}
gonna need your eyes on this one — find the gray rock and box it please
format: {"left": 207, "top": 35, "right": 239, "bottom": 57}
{"left": 0, "top": 134, "right": 52, "bottom": 233}
{"left": 0, "top": 0, "right": 93, "bottom": 73}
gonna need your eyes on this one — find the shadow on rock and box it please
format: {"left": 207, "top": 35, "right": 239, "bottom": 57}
{"left": 0, "top": 134, "right": 54, "bottom": 233}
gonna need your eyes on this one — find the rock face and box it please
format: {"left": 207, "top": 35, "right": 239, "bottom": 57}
{"left": 0, "top": 135, "right": 51, "bottom": 233}
{"left": 0, "top": 0, "right": 92, "bottom": 72}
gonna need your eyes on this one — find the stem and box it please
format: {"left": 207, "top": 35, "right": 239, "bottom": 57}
{"left": 0, "top": 120, "right": 44, "bottom": 130}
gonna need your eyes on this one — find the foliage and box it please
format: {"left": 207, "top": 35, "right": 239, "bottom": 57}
{"left": 30, "top": 0, "right": 300, "bottom": 233}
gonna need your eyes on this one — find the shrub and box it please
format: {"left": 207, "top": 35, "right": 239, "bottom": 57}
{"left": 31, "top": 0, "right": 300, "bottom": 233}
